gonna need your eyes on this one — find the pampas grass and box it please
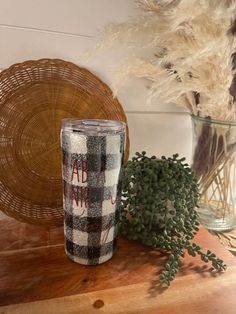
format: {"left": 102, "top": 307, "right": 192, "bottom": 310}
{"left": 97, "top": 0, "right": 236, "bottom": 121}
{"left": 94, "top": 0, "right": 236, "bottom": 231}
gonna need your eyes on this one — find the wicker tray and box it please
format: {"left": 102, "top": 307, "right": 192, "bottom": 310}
{"left": 0, "top": 59, "right": 129, "bottom": 226}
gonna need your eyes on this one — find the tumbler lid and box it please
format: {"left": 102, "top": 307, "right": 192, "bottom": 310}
{"left": 61, "top": 119, "right": 126, "bottom": 135}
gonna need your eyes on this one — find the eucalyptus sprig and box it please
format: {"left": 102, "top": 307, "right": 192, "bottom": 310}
{"left": 119, "top": 152, "right": 226, "bottom": 286}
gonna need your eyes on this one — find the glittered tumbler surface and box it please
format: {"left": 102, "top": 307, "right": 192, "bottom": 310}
{"left": 60, "top": 119, "right": 125, "bottom": 265}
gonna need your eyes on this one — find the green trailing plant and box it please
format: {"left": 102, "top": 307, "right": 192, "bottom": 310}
{"left": 119, "top": 152, "right": 226, "bottom": 286}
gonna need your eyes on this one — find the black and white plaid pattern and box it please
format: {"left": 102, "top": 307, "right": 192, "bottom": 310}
{"left": 61, "top": 130, "right": 124, "bottom": 265}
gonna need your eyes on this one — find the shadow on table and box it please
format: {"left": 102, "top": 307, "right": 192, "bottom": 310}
{"left": 147, "top": 260, "right": 225, "bottom": 298}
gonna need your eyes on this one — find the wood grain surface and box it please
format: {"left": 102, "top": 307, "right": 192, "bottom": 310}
{"left": 0, "top": 218, "right": 236, "bottom": 314}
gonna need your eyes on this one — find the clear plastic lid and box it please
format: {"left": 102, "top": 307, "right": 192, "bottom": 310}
{"left": 61, "top": 119, "right": 126, "bottom": 135}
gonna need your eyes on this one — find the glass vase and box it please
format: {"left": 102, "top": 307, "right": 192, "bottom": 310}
{"left": 192, "top": 115, "right": 236, "bottom": 231}
{"left": 60, "top": 119, "right": 125, "bottom": 265}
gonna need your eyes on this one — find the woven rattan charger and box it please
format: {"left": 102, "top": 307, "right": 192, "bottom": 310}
{"left": 0, "top": 59, "right": 129, "bottom": 226}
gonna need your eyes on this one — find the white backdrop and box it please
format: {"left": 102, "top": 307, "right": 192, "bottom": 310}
{"left": 0, "top": 0, "right": 192, "bottom": 161}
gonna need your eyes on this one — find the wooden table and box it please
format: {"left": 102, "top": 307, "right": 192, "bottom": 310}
{"left": 0, "top": 218, "right": 236, "bottom": 314}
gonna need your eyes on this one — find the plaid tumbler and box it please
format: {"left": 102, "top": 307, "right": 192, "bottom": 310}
{"left": 60, "top": 119, "right": 125, "bottom": 265}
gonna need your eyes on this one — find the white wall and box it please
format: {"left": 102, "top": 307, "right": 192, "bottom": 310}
{"left": 0, "top": 0, "right": 192, "bottom": 161}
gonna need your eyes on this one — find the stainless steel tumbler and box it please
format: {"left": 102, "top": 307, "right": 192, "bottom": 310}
{"left": 60, "top": 119, "right": 126, "bottom": 265}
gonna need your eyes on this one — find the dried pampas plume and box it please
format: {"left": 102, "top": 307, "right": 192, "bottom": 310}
{"left": 97, "top": 0, "right": 236, "bottom": 120}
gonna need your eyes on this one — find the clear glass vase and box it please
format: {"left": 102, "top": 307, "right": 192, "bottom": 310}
{"left": 192, "top": 115, "right": 236, "bottom": 231}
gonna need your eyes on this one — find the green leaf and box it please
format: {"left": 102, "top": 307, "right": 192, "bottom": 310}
{"left": 119, "top": 152, "right": 226, "bottom": 287}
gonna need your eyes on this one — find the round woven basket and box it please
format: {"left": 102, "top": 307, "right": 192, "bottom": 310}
{"left": 0, "top": 58, "right": 129, "bottom": 226}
